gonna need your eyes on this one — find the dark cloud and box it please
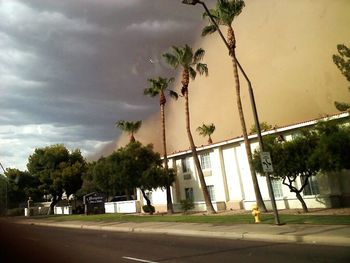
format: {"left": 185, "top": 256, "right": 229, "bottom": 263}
{"left": 0, "top": 0, "right": 211, "bottom": 169}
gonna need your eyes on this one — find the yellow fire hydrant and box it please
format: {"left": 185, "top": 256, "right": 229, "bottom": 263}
{"left": 251, "top": 204, "right": 261, "bottom": 223}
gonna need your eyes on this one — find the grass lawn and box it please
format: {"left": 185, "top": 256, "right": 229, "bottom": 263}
{"left": 28, "top": 213, "right": 350, "bottom": 225}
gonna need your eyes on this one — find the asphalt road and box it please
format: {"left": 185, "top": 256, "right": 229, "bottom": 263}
{"left": 1, "top": 220, "right": 349, "bottom": 263}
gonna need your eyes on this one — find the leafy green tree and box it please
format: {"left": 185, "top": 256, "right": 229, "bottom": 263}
{"left": 333, "top": 44, "right": 350, "bottom": 112}
{"left": 253, "top": 131, "right": 320, "bottom": 213}
{"left": 77, "top": 162, "right": 98, "bottom": 197}
{"left": 144, "top": 76, "right": 178, "bottom": 214}
{"left": 116, "top": 142, "right": 175, "bottom": 214}
{"left": 310, "top": 121, "right": 350, "bottom": 172}
{"left": 91, "top": 156, "right": 120, "bottom": 200}
{"left": 115, "top": 120, "right": 142, "bottom": 143}
{"left": 163, "top": 44, "right": 216, "bottom": 214}
{"left": 196, "top": 123, "right": 216, "bottom": 144}
{"left": 4, "top": 168, "right": 41, "bottom": 208}
{"left": 202, "top": 0, "right": 266, "bottom": 211}
{"left": 27, "top": 144, "right": 87, "bottom": 214}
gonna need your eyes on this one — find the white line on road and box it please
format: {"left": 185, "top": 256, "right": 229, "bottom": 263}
{"left": 122, "top": 256, "right": 158, "bottom": 263}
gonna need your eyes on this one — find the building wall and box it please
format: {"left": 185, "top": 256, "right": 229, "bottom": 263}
{"left": 146, "top": 114, "right": 350, "bottom": 212}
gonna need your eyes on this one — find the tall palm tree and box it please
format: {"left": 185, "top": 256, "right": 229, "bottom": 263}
{"left": 144, "top": 77, "right": 178, "bottom": 214}
{"left": 115, "top": 120, "right": 142, "bottom": 143}
{"left": 163, "top": 44, "right": 216, "bottom": 214}
{"left": 202, "top": 0, "right": 266, "bottom": 211}
{"left": 196, "top": 123, "right": 215, "bottom": 144}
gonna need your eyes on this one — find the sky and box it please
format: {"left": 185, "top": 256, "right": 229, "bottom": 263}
{"left": 0, "top": 0, "right": 213, "bottom": 171}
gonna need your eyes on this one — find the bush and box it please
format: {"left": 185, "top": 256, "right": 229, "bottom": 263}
{"left": 180, "top": 199, "right": 194, "bottom": 214}
{"left": 6, "top": 208, "right": 24, "bottom": 217}
{"left": 142, "top": 205, "right": 155, "bottom": 214}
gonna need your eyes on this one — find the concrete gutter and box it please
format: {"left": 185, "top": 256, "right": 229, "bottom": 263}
{"left": 15, "top": 219, "right": 350, "bottom": 247}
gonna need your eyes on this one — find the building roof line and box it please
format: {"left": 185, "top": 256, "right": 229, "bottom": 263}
{"left": 167, "top": 112, "right": 349, "bottom": 158}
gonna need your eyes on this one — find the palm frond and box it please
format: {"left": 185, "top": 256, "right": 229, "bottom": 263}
{"left": 115, "top": 120, "right": 124, "bottom": 128}
{"left": 202, "top": 24, "right": 218, "bottom": 36}
{"left": 167, "top": 77, "right": 175, "bottom": 84}
{"left": 196, "top": 63, "right": 208, "bottom": 76}
{"left": 168, "top": 90, "right": 179, "bottom": 100}
{"left": 335, "top": 101, "right": 350, "bottom": 112}
{"left": 193, "top": 48, "right": 205, "bottom": 64}
{"left": 162, "top": 53, "right": 179, "bottom": 69}
{"left": 115, "top": 120, "right": 142, "bottom": 134}
{"left": 196, "top": 123, "right": 216, "bottom": 136}
{"left": 144, "top": 86, "right": 159, "bottom": 97}
{"left": 202, "top": 0, "right": 245, "bottom": 27}
{"left": 182, "top": 45, "right": 194, "bottom": 66}
{"left": 189, "top": 67, "right": 197, "bottom": 80}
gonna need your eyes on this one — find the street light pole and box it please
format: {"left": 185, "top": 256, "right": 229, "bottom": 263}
{"left": 182, "top": 0, "right": 281, "bottom": 225}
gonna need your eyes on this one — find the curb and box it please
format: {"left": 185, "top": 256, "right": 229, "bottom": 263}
{"left": 19, "top": 221, "right": 350, "bottom": 247}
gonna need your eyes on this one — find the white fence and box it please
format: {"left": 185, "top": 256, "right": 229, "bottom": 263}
{"left": 54, "top": 206, "right": 72, "bottom": 215}
{"left": 105, "top": 200, "right": 140, "bottom": 214}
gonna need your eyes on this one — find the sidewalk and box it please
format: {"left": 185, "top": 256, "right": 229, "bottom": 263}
{"left": 15, "top": 219, "right": 350, "bottom": 247}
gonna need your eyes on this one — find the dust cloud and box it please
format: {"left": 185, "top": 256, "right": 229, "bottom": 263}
{"left": 110, "top": 0, "right": 350, "bottom": 155}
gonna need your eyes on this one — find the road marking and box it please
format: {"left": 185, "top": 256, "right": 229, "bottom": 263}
{"left": 122, "top": 256, "right": 158, "bottom": 263}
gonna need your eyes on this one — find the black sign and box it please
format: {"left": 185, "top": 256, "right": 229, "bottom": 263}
{"left": 83, "top": 192, "right": 106, "bottom": 215}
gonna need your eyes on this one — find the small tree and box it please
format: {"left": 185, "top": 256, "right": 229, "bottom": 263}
{"left": 253, "top": 131, "right": 320, "bottom": 213}
{"left": 333, "top": 44, "right": 350, "bottom": 112}
{"left": 196, "top": 123, "right": 216, "bottom": 144}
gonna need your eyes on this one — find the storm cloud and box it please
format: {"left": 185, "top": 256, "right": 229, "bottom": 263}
{"left": 0, "top": 0, "right": 209, "bottom": 169}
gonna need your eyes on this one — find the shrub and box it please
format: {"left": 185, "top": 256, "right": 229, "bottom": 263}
{"left": 142, "top": 205, "right": 155, "bottom": 214}
{"left": 180, "top": 199, "right": 194, "bottom": 214}
{"left": 6, "top": 208, "right": 24, "bottom": 217}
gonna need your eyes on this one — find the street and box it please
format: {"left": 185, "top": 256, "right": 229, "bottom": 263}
{"left": 0, "top": 220, "right": 349, "bottom": 263}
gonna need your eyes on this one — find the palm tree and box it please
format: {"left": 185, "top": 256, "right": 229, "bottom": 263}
{"left": 144, "top": 77, "right": 178, "bottom": 214}
{"left": 202, "top": 0, "right": 266, "bottom": 211}
{"left": 196, "top": 123, "right": 215, "bottom": 144}
{"left": 115, "top": 120, "right": 142, "bottom": 143}
{"left": 163, "top": 44, "right": 216, "bottom": 214}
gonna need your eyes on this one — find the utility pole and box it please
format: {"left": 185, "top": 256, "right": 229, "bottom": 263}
{"left": 182, "top": 0, "right": 281, "bottom": 224}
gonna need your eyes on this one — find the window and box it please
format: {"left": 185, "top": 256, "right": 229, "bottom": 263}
{"left": 185, "top": 188, "right": 194, "bottom": 201}
{"left": 271, "top": 179, "right": 283, "bottom": 198}
{"left": 302, "top": 176, "right": 320, "bottom": 196}
{"left": 200, "top": 152, "right": 211, "bottom": 170}
{"left": 206, "top": 185, "right": 216, "bottom": 201}
{"left": 181, "top": 158, "right": 191, "bottom": 173}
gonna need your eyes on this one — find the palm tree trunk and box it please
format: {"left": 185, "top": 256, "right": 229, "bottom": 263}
{"left": 229, "top": 27, "right": 267, "bottom": 212}
{"left": 184, "top": 89, "right": 216, "bottom": 214}
{"left": 161, "top": 102, "right": 174, "bottom": 214}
